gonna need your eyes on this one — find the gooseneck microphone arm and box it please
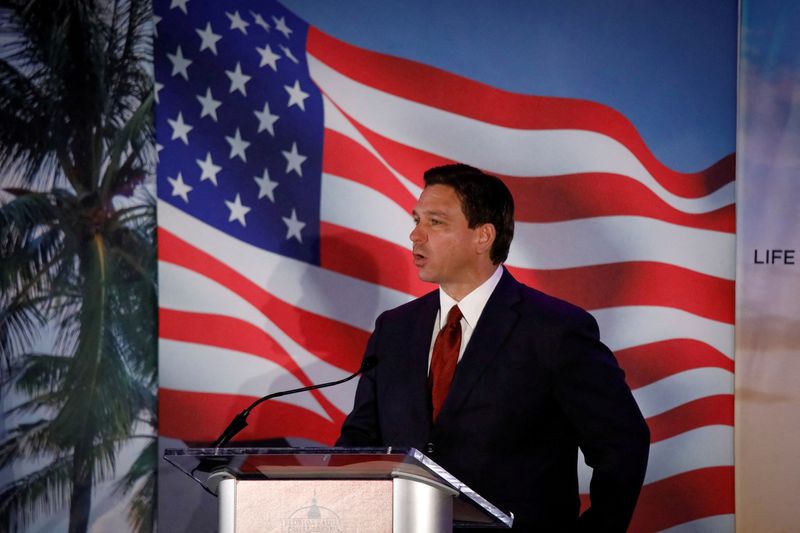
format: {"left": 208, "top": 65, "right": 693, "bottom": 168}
{"left": 211, "top": 356, "right": 378, "bottom": 448}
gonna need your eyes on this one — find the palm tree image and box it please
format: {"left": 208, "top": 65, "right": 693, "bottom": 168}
{"left": 0, "top": 1, "right": 156, "bottom": 532}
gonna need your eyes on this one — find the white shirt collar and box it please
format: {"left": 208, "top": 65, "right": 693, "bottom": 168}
{"left": 438, "top": 265, "right": 504, "bottom": 330}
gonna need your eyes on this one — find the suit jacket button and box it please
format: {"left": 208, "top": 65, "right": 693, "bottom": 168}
{"left": 425, "top": 442, "right": 435, "bottom": 456}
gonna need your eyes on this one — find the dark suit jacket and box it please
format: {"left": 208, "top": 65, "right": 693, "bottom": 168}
{"left": 337, "top": 269, "right": 650, "bottom": 532}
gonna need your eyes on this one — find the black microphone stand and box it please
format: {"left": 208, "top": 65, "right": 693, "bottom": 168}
{"left": 211, "top": 356, "right": 377, "bottom": 448}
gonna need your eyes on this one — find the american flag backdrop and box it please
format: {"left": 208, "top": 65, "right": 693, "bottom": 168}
{"left": 154, "top": 1, "right": 735, "bottom": 531}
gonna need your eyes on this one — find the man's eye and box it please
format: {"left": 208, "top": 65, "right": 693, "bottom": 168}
{"left": 430, "top": 219, "right": 441, "bottom": 225}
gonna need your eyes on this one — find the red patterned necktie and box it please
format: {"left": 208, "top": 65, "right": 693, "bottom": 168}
{"left": 429, "top": 305, "right": 463, "bottom": 421}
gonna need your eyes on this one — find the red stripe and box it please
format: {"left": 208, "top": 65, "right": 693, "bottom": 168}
{"left": 159, "top": 388, "right": 341, "bottom": 445}
{"left": 308, "top": 27, "right": 735, "bottom": 198}
{"left": 323, "top": 125, "right": 734, "bottom": 232}
{"left": 578, "top": 467, "right": 734, "bottom": 532}
{"left": 615, "top": 339, "right": 734, "bottom": 389}
{"left": 504, "top": 173, "right": 735, "bottom": 232}
{"left": 630, "top": 467, "right": 734, "bottom": 532}
{"left": 646, "top": 395, "right": 733, "bottom": 443}
{"left": 320, "top": 222, "right": 431, "bottom": 297}
{"left": 159, "top": 309, "right": 346, "bottom": 422}
{"left": 158, "top": 228, "right": 370, "bottom": 373}
{"left": 507, "top": 263, "right": 734, "bottom": 324}
{"left": 318, "top": 224, "right": 734, "bottom": 323}
{"left": 160, "top": 309, "right": 296, "bottom": 373}
{"left": 323, "top": 130, "right": 417, "bottom": 213}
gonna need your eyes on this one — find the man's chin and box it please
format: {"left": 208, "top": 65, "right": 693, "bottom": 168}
{"left": 415, "top": 268, "right": 437, "bottom": 284}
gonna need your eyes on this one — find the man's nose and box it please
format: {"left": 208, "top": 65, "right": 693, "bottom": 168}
{"left": 410, "top": 224, "right": 425, "bottom": 243}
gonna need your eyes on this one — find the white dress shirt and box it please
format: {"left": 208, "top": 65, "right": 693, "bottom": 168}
{"left": 427, "top": 265, "right": 504, "bottom": 371}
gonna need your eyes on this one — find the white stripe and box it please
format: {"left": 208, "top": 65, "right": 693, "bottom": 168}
{"left": 592, "top": 306, "right": 734, "bottom": 359}
{"left": 310, "top": 54, "right": 734, "bottom": 214}
{"left": 159, "top": 339, "right": 334, "bottom": 420}
{"left": 321, "top": 175, "right": 735, "bottom": 280}
{"left": 509, "top": 218, "right": 735, "bottom": 281}
{"left": 578, "top": 425, "right": 733, "bottom": 491}
{"left": 658, "top": 514, "right": 735, "bottom": 532}
{"left": 159, "top": 201, "right": 414, "bottom": 331}
{"left": 633, "top": 368, "right": 733, "bottom": 419}
{"left": 643, "top": 425, "right": 733, "bottom": 484}
{"left": 321, "top": 172, "right": 414, "bottom": 247}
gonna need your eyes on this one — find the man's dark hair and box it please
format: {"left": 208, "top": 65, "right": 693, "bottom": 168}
{"left": 423, "top": 163, "right": 515, "bottom": 264}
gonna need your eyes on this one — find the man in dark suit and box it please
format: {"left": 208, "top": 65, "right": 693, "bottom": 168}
{"left": 337, "top": 164, "right": 650, "bottom": 531}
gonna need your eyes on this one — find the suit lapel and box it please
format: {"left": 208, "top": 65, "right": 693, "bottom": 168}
{"left": 437, "top": 269, "right": 522, "bottom": 421}
{"left": 392, "top": 291, "right": 438, "bottom": 439}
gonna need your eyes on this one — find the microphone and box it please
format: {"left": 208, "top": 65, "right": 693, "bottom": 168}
{"left": 211, "top": 355, "right": 378, "bottom": 448}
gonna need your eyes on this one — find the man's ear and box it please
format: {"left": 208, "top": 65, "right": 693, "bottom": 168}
{"left": 476, "top": 223, "right": 496, "bottom": 255}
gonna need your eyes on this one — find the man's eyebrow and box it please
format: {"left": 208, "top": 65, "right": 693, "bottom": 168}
{"left": 412, "top": 208, "right": 449, "bottom": 218}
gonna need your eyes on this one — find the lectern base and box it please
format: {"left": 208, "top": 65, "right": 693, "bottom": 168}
{"left": 218, "top": 475, "right": 456, "bottom": 533}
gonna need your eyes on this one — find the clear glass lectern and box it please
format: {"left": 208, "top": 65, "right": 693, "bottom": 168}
{"left": 164, "top": 447, "right": 513, "bottom": 532}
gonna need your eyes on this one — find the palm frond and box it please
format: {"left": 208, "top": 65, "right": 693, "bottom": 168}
{"left": 0, "top": 298, "right": 47, "bottom": 371}
{"left": 4, "top": 389, "right": 64, "bottom": 415}
{"left": 0, "top": 454, "right": 73, "bottom": 532}
{"left": 49, "top": 246, "right": 146, "bottom": 447}
{"left": 0, "top": 59, "right": 61, "bottom": 185}
{"left": 103, "top": 0, "right": 153, "bottom": 131}
{"left": 112, "top": 203, "right": 155, "bottom": 229}
{"left": 115, "top": 438, "right": 155, "bottom": 493}
{"left": 125, "top": 475, "right": 155, "bottom": 533}
{"left": 100, "top": 91, "right": 154, "bottom": 203}
{"left": 1, "top": 0, "right": 153, "bottom": 192}
{"left": 0, "top": 192, "right": 76, "bottom": 369}
{"left": 114, "top": 438, "right": 156, "bottom": 533}
{"left": 0, "top": 189, "right": 62, "bottom": 249}
{"left": 0, "top": 418, "right": 60, "bottom": 468}
{"left": 10, "top": 353, "right": 70, "bottom": 397}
